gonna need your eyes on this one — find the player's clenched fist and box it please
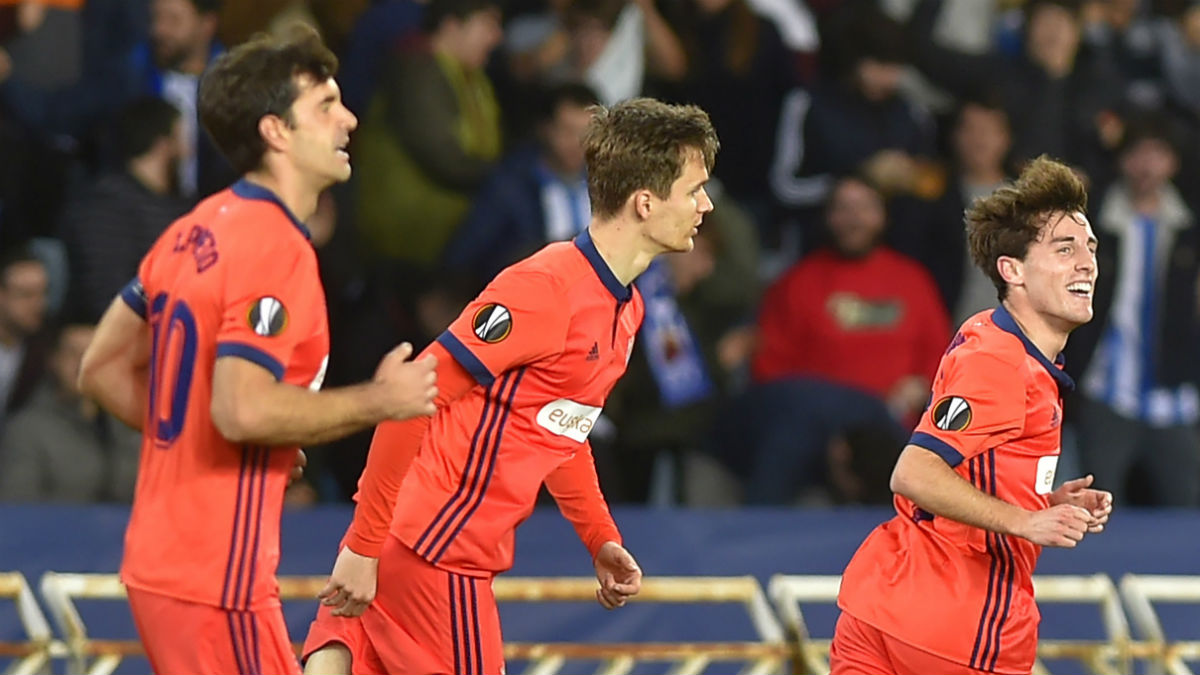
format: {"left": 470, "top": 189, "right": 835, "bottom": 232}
{"left": 1018, "top": 503, "right": 1092, "bottom": 548}
{"left": 373, "top": 342, "right": 438, "bottom": 419}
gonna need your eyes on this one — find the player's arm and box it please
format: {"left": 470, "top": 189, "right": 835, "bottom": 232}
{"left": 210, "top": 341, "right": 436, "bottom": 447}
{"left": 79, "top": 290, "right": 151, "bottom": 430}
{"left": 545, "top": 443, "right": 642, "bottom": 610}
{"left": 892, "top": 349, "right": 1092, "bottom": 547}
{"left": 891, "top": 445, "right": 1089, "bottom": 546}
{"left": 319, "top": 343, "right": 476, "bottom": 617}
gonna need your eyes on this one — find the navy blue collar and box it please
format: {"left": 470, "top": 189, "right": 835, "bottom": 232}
{"left": 231, "top": 179, "right": 311, "bottom": 240}
{"left": 573, "top": 229, "right": 632, "bottom": 302}
{"left": 991, "top": 304, "right": 1075, "bottom": 393}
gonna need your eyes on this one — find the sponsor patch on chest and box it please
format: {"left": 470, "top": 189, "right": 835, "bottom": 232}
{"left": 536, "top": 398, "right": 602, "bottom": 443}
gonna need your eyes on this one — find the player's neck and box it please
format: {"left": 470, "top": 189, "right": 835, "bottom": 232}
{"left": 241, "top": 169, "right": 319, "bottom": 223}
{"left": 1001, "top": 299, "right": 1068, "bottom": 361}
{"left": 586, "top": 220, "right": 655, "bottom": 286}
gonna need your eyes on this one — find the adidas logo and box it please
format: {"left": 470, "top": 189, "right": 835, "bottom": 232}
{"left": 586, "top": 342, "right": 600, "bottom": 361}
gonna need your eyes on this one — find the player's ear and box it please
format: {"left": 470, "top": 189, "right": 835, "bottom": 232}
{"left": 258, "top": 114, "right": 290, "bottom": 154}
{"left": 997, "top": 255, "right": 1023, "bottom": 286}
{"left": 632, "top": 189, "right": 653, "bottom": 220}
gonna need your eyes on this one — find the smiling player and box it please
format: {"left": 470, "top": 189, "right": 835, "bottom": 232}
{"left": 831, "top": 156, "right": 1115, "bottom": 675}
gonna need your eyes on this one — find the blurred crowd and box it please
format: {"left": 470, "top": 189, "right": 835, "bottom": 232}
{"left": 0, "top": 0, "right": 1198, "bottom": 508}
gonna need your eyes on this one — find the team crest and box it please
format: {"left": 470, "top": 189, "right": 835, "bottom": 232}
{"left": 932, "top": 396, "right": 971, "bottom": 432}
{"left": 247, "top": 296, "right": 287, "bottom": 337}
{"left": 472, "top": 304, "right": 512, "bottom": 343}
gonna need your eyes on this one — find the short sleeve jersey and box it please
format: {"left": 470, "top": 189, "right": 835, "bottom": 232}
{"left": 119, "top": 180, "right": 330, "bottom": 611}
{"left": 390, "top": 230, "right": 643, "bottom": 576}
{"left": 838, "top": 306, "right": 1075, "bottom": 675}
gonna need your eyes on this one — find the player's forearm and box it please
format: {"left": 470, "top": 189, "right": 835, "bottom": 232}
{"left": 891, "top": 444, "right": 1030, "bottom": 537}
{"left": 84, "top": 366, "right": 148, "bottom": 430}
{"left": 546, "top": 449, "right": 623, "bottom": 558}
{"left": 213, "top": 379, "right": 391, "bottom": 446}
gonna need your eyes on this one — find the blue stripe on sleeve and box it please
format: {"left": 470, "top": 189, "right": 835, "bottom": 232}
{"left": 910, "top": 431, "right": 966, "bottom": 467}
{"left": 216, "top": 342, "right": 285, "bottom": 381}
{"left": 437, "top": 332, "right": 495, "bottom": 387}
{"left": 119, "top": 277, "right": 148, "bottom": 318}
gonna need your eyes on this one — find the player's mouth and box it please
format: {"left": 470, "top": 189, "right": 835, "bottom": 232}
{"left": 336, "top": 140, "right": 350, "bottom": 161}
{"left": 1066, "top": 281, "right": 1093, "bottom": 298}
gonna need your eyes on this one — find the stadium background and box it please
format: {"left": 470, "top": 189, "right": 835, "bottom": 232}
{"left": 2, "top": 0, "right": 1200, "bottom": 672}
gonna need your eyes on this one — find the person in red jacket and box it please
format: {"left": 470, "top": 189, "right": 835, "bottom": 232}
{"left": 712, "top": 175, "right": 950, "bottom": 504}
{"left": 303, "top": 97, "right": 721, "bottom": 675}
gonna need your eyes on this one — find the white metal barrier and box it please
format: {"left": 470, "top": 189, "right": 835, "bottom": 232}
{"left": 37, "top": 573, "right": 791, "bottom": 675}
{"left": 1119, "top": 574, "right": 1200, "bottom": 675}
{"left": 0, "top": 572, "right": 54, "bottom": 675}
{"left": 767, "top": 574, "right": 1133, "bottom": 675}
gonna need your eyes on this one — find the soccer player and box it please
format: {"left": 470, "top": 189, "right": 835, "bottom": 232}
{"left": 77, "top": 25, "right": 439, "bottom": 675}
{"left": 830, "top": 156, "right": 1114, "bottom": 675}
{"left": 300, "top": 97, "right": 720, "bottom": 675}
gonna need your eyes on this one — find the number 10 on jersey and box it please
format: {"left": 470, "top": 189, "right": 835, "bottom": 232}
{"left": 147, "top": 293, "right": 198, "bottom": 447}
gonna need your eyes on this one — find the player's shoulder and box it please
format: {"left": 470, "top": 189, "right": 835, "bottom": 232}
{"left": 490, "top": 240, "right": 577, "bottom": 294}
{"left": 942, "top": 309, "right": 1028, "bottom": 372}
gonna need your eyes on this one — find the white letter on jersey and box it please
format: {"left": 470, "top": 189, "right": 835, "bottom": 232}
{"left": 1035, "top": 455, "right": 1059, "bottom": 495}
{"left": 536, "top": 398, "right": 602, "bottom": 443}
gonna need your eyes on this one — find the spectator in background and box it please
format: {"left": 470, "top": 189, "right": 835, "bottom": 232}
{"left": 1066, "top": 111, "right": 1200, "bottom": 506}
{"left": 770, "top": 2, "right": 937, "bottom": 250}
{"left": 0, "top": 248, "right": 49, "bottom": 430}
{"left": 354, "top": 0, "right": 503, "bottom": 270}
{"left": 0, "top": 322, "right": 139, "bottom": 502}
{"left": 443, "top": 81, "right": 599, "bottom": 285}
{"left": 603, "top": 189, "right": 760, "bottom": 503}
{"left": 902, "top": 94, "right": 1014, "bottom": 324}
{"left": 665, "top": 0, "right": 796, "bottom": 235}
{"left": 129, "top": 0, "right": 232, "bottom": 199}
{"left": 908, "top": 0, "right": 1125, "bottom": 185}
{"left": 718, "top": 176, "right": 949, "bottom": 505}
{"left": 60, "top": 97, "right": 187, "bottom": 322}
{"left": 336, "top": 0, "right": 428, "bottom": 115}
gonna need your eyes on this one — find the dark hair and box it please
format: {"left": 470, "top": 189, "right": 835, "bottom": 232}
{"left": 0, "top": 246, "right": 43, "bottom": 290}
{"left": 198, "top": 23, "right": 338, "bottom": 175}
{"left": 115, "top": 97, "right": 181, "bottom": 162}
{"left": 584, "top": 98, "right": 719, "bottom": 219}
{"left": 538, "top": 81, "right": 600, "bottom": 123}
{"left": 421, "top": 0, "right": 500, "bottom": 33}
{"left": 1024, "top": 0, "right": 1081, "bottom": 25}
{"left": 187, "top": 0, "right": 222, "bottom": 14}
{"left": 966, "top": 155, "right": 1088, "bottom": 300}
{"left": 1118, "top": 108, "right": 1185, "bottom": 157}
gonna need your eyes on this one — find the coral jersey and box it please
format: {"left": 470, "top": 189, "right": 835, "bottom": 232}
{"left": 119, "top": 179, "right": 330, "bottom": 611}
{"left": 838, "top": 305, "right": 1075, "bottom": 675}
{"left": 386, "top": 230, "right": 639, "bottom": 576}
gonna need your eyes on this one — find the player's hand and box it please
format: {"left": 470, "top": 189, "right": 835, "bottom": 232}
{"left": 1017, "top": 503, "right": 1092, "bottom": 548}
{"left": 289, "top": 449, "right": 306, "bottom": 485}
{"left": 318, "top": 546, "right": 378, "bottom": 617}
{"left": 1049, "top": 474, "right": 1113, "bottom": 533}
{"left": 593, "top": 541, "right": 642, "bottom": 610}
{"left": 373, "top": 342, "right": 438, "bottom": 420}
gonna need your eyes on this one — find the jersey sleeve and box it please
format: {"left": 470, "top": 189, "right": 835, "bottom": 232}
{"left": 214, "top": 236, "right": 318, "bottom": 381}
{"left": 119, "top": 240, "right": 160, "bottom": 319}
{"left": 909, "top": 349, "right": 1026, "bottom": 466}
{"left": 436, "top": 268, "right": 569, "bottom": 387}
{"left": 544, "top": 440, "right": 622, "bottom": 559}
